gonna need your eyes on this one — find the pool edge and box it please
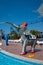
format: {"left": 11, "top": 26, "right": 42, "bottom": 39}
{"left": 0, "top": 48, "right": 43, "bottom": 64}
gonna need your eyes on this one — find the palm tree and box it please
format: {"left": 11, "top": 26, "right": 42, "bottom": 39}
{"left": 11, "top": 31, "right": 20, "bottom": 39}
{"left": 30, "top": 30, "right": 40, "bottom": 38}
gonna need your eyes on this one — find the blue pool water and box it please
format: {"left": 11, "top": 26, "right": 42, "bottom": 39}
{"left": 0, "top": 52, "right": 42, "bottom": 65}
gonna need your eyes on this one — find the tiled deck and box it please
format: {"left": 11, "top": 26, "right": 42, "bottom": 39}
{"left": 0, "top": 40, "right": 43, "bottom": 61}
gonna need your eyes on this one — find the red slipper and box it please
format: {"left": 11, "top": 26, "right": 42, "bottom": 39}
{"left": 30, "top": 50, "right": 35, "bottom": 53}
{"left": 20, "top": 52, "right": 27, "bottom": 55}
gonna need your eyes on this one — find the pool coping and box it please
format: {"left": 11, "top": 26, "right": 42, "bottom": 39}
{"left": 0, "top": 48, "right": 43, "bottom": 64}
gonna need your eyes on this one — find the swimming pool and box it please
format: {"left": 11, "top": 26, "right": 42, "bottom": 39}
{"left": 0, "top": 52, "right": 43, "bottom": 65}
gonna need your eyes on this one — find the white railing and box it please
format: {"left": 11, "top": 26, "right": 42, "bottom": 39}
{"left": 8, "top": 39, "right": 43, "bottom": 44}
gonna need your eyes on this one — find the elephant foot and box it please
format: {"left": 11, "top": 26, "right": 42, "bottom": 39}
{"left": 20, "top": 52, "right": 27, "bottom": 55}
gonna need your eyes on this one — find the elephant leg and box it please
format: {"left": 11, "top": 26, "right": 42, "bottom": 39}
{"left": 20, "top": 39, "right": 28, "bottom": 55}
{"left": 28, "top": 40, "right": 36, "bottom": 58}
{"left": 31, "top": 40, "right": 36, "bottom": 53}
{"left": 31, "top": 45, "right": 35, "bottom": 53}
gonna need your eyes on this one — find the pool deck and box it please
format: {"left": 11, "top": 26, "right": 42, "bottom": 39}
{"left": 0, "top": 40, "right": 43, "bottom": 61}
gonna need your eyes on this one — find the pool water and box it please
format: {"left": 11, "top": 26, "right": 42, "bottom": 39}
{"left": 0, "top": 52, "right": 42, "bottom": 65}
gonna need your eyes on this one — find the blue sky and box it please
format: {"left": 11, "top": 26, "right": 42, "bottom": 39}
{"left": 0, "top": 0, "right": 43, "bottom": 34}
